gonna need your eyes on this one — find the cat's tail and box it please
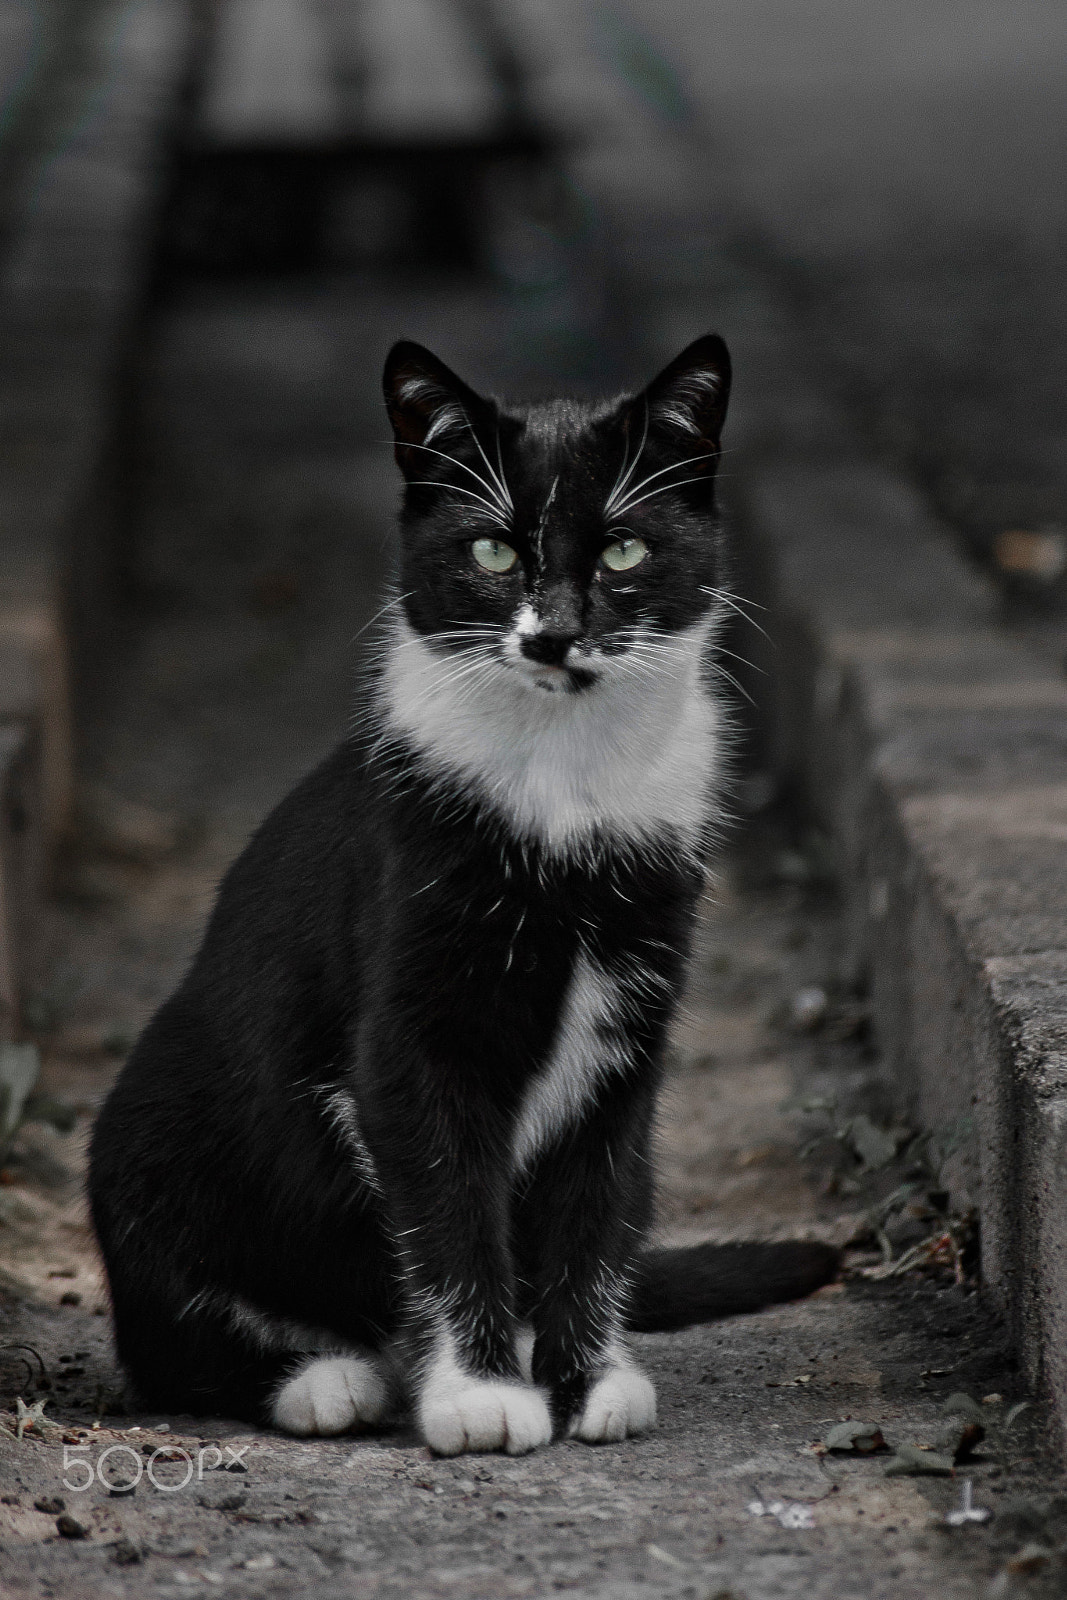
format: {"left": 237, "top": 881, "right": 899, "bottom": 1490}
{"left": 626, "top": 1240, "right": 841, "bottom": 1332}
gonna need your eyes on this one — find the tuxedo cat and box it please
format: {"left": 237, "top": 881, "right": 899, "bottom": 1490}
{"left": 89, "top": 336, "right": 836, "bottom": 1455}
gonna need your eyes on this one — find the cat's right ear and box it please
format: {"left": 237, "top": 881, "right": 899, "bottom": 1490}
{"left": 640, "top": 334, "right": 731, "bottom": 452}
{"left": 383, "top": 341, "right": 492, "bottom": 477}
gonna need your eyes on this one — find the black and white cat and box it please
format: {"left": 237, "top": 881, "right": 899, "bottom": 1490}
{"left": 88, "top": 336, "right": 836, "bottom": 1455}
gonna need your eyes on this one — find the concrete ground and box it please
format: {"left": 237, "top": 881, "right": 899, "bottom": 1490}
{"left": 0, "top": 266, "right": 1060, "bottom": 1593}
{"left": 3, "top": 0, "right": 1067, "bottom": 1593}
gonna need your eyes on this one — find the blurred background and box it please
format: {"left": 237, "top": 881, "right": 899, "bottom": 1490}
{"left": 0, "top": 0, "right": 1065, "bottom": 1276}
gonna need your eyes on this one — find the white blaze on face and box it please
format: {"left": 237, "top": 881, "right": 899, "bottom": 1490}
{"left": 502, "top": 601, "right": 570, "bottom": 688}
{"left": 513, "top": 602, "right": 540, "bottom": 643}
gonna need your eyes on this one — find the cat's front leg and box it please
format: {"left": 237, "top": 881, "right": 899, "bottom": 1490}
{"left": 517, "top": 1088, "right": 658, "bottom": 1443}
{"left": 356, "top": 1053, "right": 552, "bottom": 1457}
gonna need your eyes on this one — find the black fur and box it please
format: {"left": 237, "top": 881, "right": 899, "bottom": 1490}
{"left": 89, "top": 337, "right": 838, "bottom": 1442}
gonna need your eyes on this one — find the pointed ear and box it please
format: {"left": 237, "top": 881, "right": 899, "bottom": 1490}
{"left": 383, "top": 341, "right": 493, "bottom": 477}
{"left": 641, "top": 334, "right": 731, "bottom": 450}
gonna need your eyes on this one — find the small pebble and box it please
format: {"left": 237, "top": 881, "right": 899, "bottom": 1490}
{"left": 34, "top": 1496, "right": 65, "bottom": 1514}
{"left": 789, "top": 986, "right": 828, "bottom": 1031}
{"left": 1005, "top": 1543, "right": 1053, "bottom": 1575}
{"left": 56, "top": 1513, "right": 88, "bottom": 1539}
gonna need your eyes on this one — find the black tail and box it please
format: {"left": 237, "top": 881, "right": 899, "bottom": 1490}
{"left": 627, "top": 1241, "right": 841, "bottom": 1332}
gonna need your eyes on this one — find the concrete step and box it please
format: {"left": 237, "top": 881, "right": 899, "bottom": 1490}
{"left": 744, "top": 450, "right": 1067, "bottom": 1454}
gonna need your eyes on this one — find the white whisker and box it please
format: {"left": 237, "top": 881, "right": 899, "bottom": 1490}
{"left": 605, "top": 398, "right": 650, "bottom": 516}
{"left": 350, "top": 591, "right": 415, "bottom": 647}
{"left": 407, "top": 480, "right": 511, "bottom": 528}
{"left": 607, "top": 450, "right": 719, "bottom": 519}
{"left": 700, "top": 586, "right": 771, "bottom": 641}
{"left": 611, "top": 471, "right": 716, "bottom": 518}
{"left": 403, "top": 442, "right": 511, "bottom": 519}
{"left": 464, "top": 416, "right": 513, "bottom": 513}
{"left": 709, "top": 661, "right": 756, "bottom": 707}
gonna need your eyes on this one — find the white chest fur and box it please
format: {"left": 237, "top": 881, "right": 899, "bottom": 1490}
{"left": 377, "top": 618, "right": 722, "bottom": 856}
{"left": 511, "top": 951, "right": 630, "bottom": 1170}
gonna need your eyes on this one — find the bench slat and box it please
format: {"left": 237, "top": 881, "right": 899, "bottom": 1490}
{"left": 198, "top": 0, "right": 343, "bottom": 142}
{"left": 353, "top": 0, "right": 502, "bottom": 140}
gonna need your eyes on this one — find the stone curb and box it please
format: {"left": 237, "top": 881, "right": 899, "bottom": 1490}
{"left": 741, "top": 450, "right": 1067, "bottom": 1452}
{"left": 0, "top": 0, "right": 196, "bottom": 1028}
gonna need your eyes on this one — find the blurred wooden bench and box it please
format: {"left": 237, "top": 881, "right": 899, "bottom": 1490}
{"left": 165, "top": 0, "right": 549, "bottom": 273}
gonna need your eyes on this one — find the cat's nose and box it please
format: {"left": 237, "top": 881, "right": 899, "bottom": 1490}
{"left": 520, "top": 628, "right": 580, "bottom": 666}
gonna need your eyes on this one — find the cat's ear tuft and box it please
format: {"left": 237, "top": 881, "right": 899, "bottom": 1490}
{"left": 642, "top": 334, "right": 731, "bottom": 448}
{"left": 383, "top": 341, "right": 490, "bottom": 475}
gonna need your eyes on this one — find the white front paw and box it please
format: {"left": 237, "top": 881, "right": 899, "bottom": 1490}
{"left": 419, "top": 1379, "right": 552, "bottom": 1457}
{"left": 570, "top": 1364, "right": 656, "bottom": 1444}
{"left": 272, "top": 1355, "right": 390, "bottom": 1436}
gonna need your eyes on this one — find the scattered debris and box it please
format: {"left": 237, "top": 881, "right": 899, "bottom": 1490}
{"left": 796, "top": 1097, "right": 909, "bottom": 1175}
{"left": 993, "top": 526, "right": 1067, "bottom": 583}
{"left": 0, "top": 1344, "right": 49, "bottom": 1394}
{"left": 847, "top": 1114, "right": 906, "bottom": 1171}
{"left": 935, "top": 1416, "right": 984, "bottom": 1463}
{"left": 34, "top": 1496, "right": 65, "bottom": 1514}
{"left": 858, "top": 1226, "right": 970, "bottom": 1283}
{"left": 112, "top": 1539, "right": 142, "bottom": 1566}
{"left": 0, "top": 1044, "right": 76, "bottom": 1185}
{"left": 789, "top": 986, "right": 829, "bottom": 1032}
{"left": 883, "top": 1444, "right": 955, "bottom": 1477}
{"left": 647, "top": 1544, "right": 689, "bottom": 1571}
{"left": 0, "top": 1046, "right": 40, "bottom": 1154}
{"left": 945, "top": 1480, "right": 991, "bottom": 1527}
{"left": 1003, "top": 1542, "right": 1053, "bottom": 1575}
{"left": 15, "top": 1397, "right": 51, "bottom": 1440}
{"left": 942, "top": 1393, "right": 985, "bottom": 1425}
{"left": 824, "top": 1420, "right": 887, "bottom": 1454}
{"left": 747, "top": 1498, "right": 816, "bottom": 1529}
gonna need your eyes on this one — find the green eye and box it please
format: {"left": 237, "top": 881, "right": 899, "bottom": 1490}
{"left": 471, "top": 537, "right": 518, "bottom": 573}
{"left": 601, "top": 536, "right": 648, "bottom": 572}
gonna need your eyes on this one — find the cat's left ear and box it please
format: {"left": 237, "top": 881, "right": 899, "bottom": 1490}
{"left": 640, "top": 334, "right": 731, "bottom": 455}
{"left": 383, "top": 340, "right": 495, "bottom": 478}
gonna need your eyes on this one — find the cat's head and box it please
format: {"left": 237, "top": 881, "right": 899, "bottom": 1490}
{"left": 382, "top": 336, "right": 731, "bottom": 697}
